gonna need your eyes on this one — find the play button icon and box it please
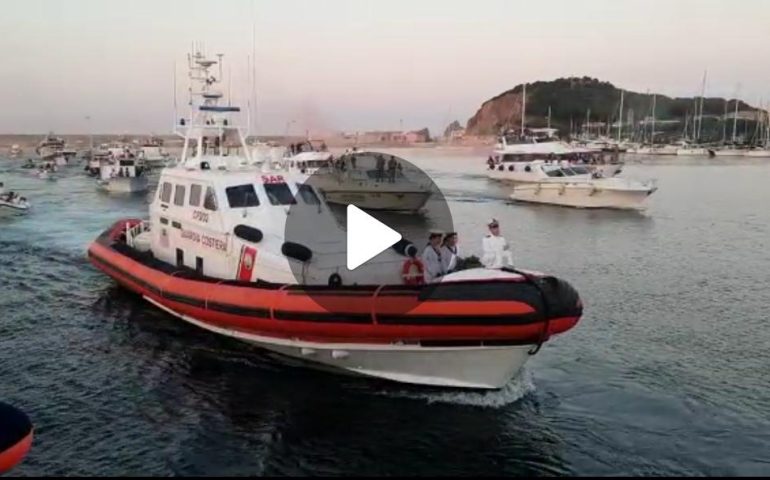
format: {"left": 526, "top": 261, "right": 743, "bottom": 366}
{"left": 282, "top": 150, "right": 455, "bottom": 314}
{"left": 346, "top": 205, "right": 402, "bottom": 270}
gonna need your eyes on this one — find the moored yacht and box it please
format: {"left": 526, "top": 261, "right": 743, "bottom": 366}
{"left": 86, "top": 47, "right": 584, "bottom": 390}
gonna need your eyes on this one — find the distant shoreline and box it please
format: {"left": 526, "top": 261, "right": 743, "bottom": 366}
{"left": 0, "top": 133, "right": 495, "bottom": 151}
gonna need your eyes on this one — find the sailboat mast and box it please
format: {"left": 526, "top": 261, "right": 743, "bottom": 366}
{"left": 651, "top": 94, "right": 657, "bottom": 145}
{"left": 251, "top": 0, "right": 258, "bottom": 138}
{"left": 697, "top": 70, "right": 706, "bottom": 141}
{"left": 547, "top": 105, "right": 551, "bottom": 130}
{"left": 617, "top": 89, "right": 624, "bottom": 142}
{"left": 732, "top": 98, "right": 739, "bottom": 143}
{"left": 521, "top": 83, "right": 526, "bottom": 133}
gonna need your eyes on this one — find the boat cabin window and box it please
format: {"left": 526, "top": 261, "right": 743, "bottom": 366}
{"left": 545, "top": 169, "right": 565, "bottom": 177}
{"left": 160, "top": 182, "right": 172, "bottom": 203}
{"left": 226, "top": 184, "right": 260, "bottom": 208}
{"left": 203, "top": 186, "right": 218, "bottom": 211}
{"left": 571, "top": 166, "right": 590, "bottom": 175}
{"left": 189, "top": 184, "right": 202, "bottom": 207}
{"left": 296, "top": 183, "right": 320, "bottom": 205}
{"left": 263, "top": 182, "right": 297, "bottom": 206}
{"left": 173, "top": 185, "right": 186, "bottom": 206}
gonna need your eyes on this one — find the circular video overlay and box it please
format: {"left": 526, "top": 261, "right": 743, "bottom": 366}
{"left": 283, "top": 150, "right": 454, "bottom": 315}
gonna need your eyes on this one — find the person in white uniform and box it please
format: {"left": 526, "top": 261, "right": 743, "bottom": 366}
{"left": 440, "top": 232, "right": 459, "bottom": 273}
{"left": 421, "top": 231, "right": 445, "bottom": 282}
{"left": 481, "top": 218, "right": 513, "bottom": 268}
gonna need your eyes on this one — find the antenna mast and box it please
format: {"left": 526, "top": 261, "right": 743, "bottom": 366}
{"left": 251, "top": 0, "right": 258, "bottom": 138}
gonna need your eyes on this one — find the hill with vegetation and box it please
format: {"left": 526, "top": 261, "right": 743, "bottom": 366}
{"left": 466, "top": 77, "right": 759, "bottom": 142}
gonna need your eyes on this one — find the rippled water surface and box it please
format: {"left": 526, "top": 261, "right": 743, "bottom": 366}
{"left": 2, "top": 150, "right": 769, "bottom": 475}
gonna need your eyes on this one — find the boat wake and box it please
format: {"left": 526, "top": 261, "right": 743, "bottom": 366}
{"left": 375, "top": 368, "right": 536, "bottom": 408}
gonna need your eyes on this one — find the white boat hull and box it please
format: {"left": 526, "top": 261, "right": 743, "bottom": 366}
{"left": 146, "top": 295, "right": 533, "bottom": 389}
{"left": 743, "top": 149, "right": 770, "bottom": 158}
{"left": 0, "top": 203, "right": 30, "bottom": 217}
{"left": 676, "top": 148, "right": 708, "bottom": 156}
{"left": 510, "top": 182, "right": 656, "bottom": 210}
{"left": 321, "top": 190, "right": 432, "bottom": 212}
{"left": 98, "top": 176, "right": 149, "bottom": 193}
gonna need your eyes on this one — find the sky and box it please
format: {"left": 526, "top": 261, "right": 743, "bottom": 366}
{"left": 1, "top": 0, "right": 769, "bottom": 135}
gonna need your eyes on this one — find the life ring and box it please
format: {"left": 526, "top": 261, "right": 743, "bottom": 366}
{"left": 401, "top": 258, "right": 425, "bottom": 285}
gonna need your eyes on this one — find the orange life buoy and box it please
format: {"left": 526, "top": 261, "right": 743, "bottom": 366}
{"left": 401, "top": 258, "right": 425, "bottom": 285}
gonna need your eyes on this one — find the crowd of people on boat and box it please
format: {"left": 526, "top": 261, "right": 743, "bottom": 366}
{"left": 294, "top": 149, "right": 406, "bottom": 183}
{"left": 419, "top": 218, "right": 512, "bottom": 282}
{"left": 487, "top": 150, "right": 618, "bottom": 169}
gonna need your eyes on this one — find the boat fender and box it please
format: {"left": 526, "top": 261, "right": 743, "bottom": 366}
{"left": 392, "top": 239, "right": 418, "bottom": 258}
{"left": 0, "top": 401, "right": 33, "bottom": 474}
{"left": 328, "top": 273, "right": 342, "bottom": 287}
{"left": 401, "top": 258, "right": 425, "bottom": 285}
{"left": 233, "top": 224, "right": 263, "bottom": 243}
{"left": 282, "top": 241, "right": 312, "bottom": 263}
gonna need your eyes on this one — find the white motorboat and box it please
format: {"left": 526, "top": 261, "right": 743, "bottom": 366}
{"left": 0, "top": 191, "right": 31, "bottom": 217}
{"left": 35, "top": 133, "right": 67, "bottom": 166}
{"left": 97, "top": 158, "right": 149, "bottom": 193}
{"left": 281, "top": 140, "right": 332, "bottom": 174}
{"left": 487, "top": 131, "right": 623, "bottom": 183}
{"left": 675, "top": 141, "right": 708, "bottom": 156}
{"left": 34, "top": 163, "right": 58, "bottom": 180}
{"left": 707, "top": 146, "right": 746, "bottom": 157}
{"left": 743, "top": 148, "right": 770, "bottom": 158}
{"left": 508, "top": 161, "right": 657, "bottom": 210}
{"left": 9, "top": 145, "right": 22, "bottom": 158}
{"left": 85, "top": 148, "right": 111, "bottom": 177}
{"left": 138, "top": 136, "right": 172, "bottom": 168}
{"left": 85, "top": 46, "right": 585, "bottom": 390}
